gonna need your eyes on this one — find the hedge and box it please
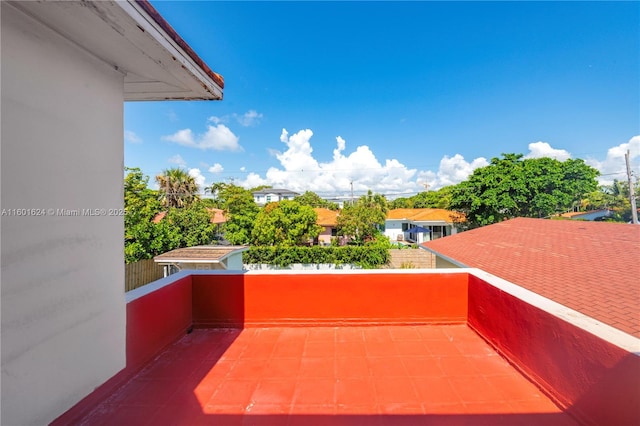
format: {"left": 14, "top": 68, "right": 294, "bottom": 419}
{"left": 243, "top": 245, "right": 390, "bottom": 269}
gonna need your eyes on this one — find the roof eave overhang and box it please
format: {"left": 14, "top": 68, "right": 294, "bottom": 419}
{"left": 9, "top": 0, "right": 224, "bottom": 101}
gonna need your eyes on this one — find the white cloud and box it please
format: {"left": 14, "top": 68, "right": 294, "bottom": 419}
{"left": 586, "top": 135, "right": 640, "bottom": 185}
{"left": 124, "top": 130, "right": 142, "bottom": 144}
{"left": 208, "top": 163, "right": 224, "bottom": 174}
{"left": 188, "top": 168, "right": 206, "bottom": 191}
{"left": 237, "top": 128, "right": 484, "bottom": 197}
{"left": 162, "top": 124, "right": 242, "bottom": 151}
{"left": 524, "top": 141, "right": 572, "bottom": 161}
{"left": 236, "top": 110, "right": 263, "bottom": 127}
{"left": 208, "top": 115, "right": 228, "bottom": 124}
{"left": 416, "top": 155, "right": 489, "bottom": 190}
{"left": 236, "top": 129, "right": 639, "bottom": 197}
{"left": 168, "top": 154, "right": 186, "bottom": 167}
{"left": 240, "top": 166, "right": 246, "bottom": 172}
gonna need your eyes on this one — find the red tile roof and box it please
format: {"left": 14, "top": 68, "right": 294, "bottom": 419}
{"left": 314, "top": 207, "right": 339, "bottom": 226}
{"left": 422, "top": 217, "right": 640, "bottom": 337}
{"left": 387, "top": 208, "right": 464, "bottom": 223}
{"left": 152, "top": 208, "right": 227, "bottom": 224}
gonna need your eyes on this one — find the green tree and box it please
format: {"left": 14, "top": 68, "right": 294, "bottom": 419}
{"left": 209, "top": 182, "right": 259, "bottom": 244}
{"left": 411, "top": 186, "right": 454, "bottom": 209}
{"left": 294, "top": 191, "right": 339, "bottom": 210}
{"left": 124, "top": 168, "right": 216, "bottom": 263}
{"left": 337, "top": 190, "right": 388, "bottom": 245}
{"left": 124, "top": 167, "right": 165, "bottom": 263}
{"left": 252, "top": 200, "right": 323, "bottom": 246}
{"left": 582, "top": 179, "right": 639, "bottom": 222}
{"left": 450, "top": 154, "right": 599, "bottom": 228}
{"left": 389, "top": 197, "right": 413, "bottom": 209}
{"left": 156, "top": 168, "right": 199, "bottom": 208}
{"left": 165, "top": 201, "right": 216, "bottom": 247}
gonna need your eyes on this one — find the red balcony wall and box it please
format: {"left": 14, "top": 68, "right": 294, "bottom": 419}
{"left": 467, "top": 274, "right": 640, "bottom": 426}
{"left": 126, "top": 275, "right": 193, "bottom": 369}
{"left": 192, "top": 272, "right": 468, "bottom": 327}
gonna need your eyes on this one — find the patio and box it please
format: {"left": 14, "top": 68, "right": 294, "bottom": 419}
{"left": 78, "top": 325, "right": 576, "bottom": 425}
{"left": 54, "top": 270, "right": 638, "bottom": 425}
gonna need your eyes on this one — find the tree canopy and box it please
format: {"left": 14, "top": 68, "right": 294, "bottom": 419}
{"left": 449, "top": 154, "right": 599, "bottom": 228}
{"left": 207, "top": 182, "right": 259, "bottom": 245}
{"left": 125, "top": 168, "right": 215, "bottom": 263}
{"left": 337, "top": 190, "right": 388, "bottom": 245}
{"left": 252, "top": 200, "right": 322, "bottom": 246}
{"left": 156, "top": 168, "right": 199, "bottom": 208}
{"left": 294, "top": 191, "right": 339, "bottom": 210}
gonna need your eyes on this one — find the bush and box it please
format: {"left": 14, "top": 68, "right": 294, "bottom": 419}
{"left": 244, "top": 245, "right": 390, "bottom": 269}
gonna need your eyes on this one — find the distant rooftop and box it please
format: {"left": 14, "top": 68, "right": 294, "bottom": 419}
{"left": 387, "top": 208, "right": 464, "bottom": 223}
{"left": 422, "top": 217, "right": 640, "bottom": 337}
{"left": 314, "top": 207, "right": 339, "bottom": 226}
{"left": 154, "top": 245, "right": 248, "bottom": 263}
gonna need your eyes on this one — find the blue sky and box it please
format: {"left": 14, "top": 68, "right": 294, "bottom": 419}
{"left": 125, "top": 1, "right": 639, "bottom": 198}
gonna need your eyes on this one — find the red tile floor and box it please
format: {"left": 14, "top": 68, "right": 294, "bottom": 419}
{"left": 80, "top": 325, "right": 579, "bottom": 425}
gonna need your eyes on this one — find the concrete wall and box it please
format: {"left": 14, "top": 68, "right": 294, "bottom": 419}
{"left": 468, "top": 272, "right": 640, "bottom": 426}
{"left": 192, "top": 271, "right": 468, "bottom": 327}
{"left": 1, "top": 4, "right": 126, "bottom": 425}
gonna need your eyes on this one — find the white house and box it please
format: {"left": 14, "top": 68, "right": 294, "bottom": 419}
{"left": 253, "top": 188, "right": 300, "bottom": 205}
{"left": 1, "top": 1, "right": 223, "bottom": 424}
{"left": 384, "top": 208, "right": 463, "bottom": 244}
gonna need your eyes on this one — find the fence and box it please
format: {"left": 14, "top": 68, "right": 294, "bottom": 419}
{"left": 125, "top": 259, "right": 164, "bottom": 292}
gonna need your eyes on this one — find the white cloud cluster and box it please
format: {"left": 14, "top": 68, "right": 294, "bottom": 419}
{"left": 239, "top": 129, "right": 469, "bottom": 196}
{"left": 416, "top": 155, "right": 489, "bottom": 190}
{"left": 524, "top": 141, "right": 571, "bottom": 161}
{"left": 188, "top": 168, "right": 206, "bottom": 189}
{"left": 236, "top": 110, "right": 263, "bottom": 127}
{"left": 162, "top": 125, "right": 242, "bottom": 152}
{"left": 586, "top": 135, "right": 640, "bottom": 185}
{"left": 208, "top": 163, "right": 224, "bottom": 174}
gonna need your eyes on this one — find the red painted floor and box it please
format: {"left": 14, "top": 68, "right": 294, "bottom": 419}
{"left": 80, "top": 326, "right": 579, "bottom": 425}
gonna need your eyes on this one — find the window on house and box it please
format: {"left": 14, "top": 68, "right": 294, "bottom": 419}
{"left": 266, "top": 195, "right": 271, "bottom": 203}
{"left": 402, "top": 223, "right": 409, "bottom": 231}
{"left": 331, "top": 228, "right": 337, "bottom": 237}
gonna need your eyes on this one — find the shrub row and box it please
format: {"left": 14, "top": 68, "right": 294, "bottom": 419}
{"left": 243, "top": 245, "right": 390, "bottom": 269}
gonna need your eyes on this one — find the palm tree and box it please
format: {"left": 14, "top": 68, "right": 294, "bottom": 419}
{"left": 155, "top": 168, "right": 199, "bottom": 208}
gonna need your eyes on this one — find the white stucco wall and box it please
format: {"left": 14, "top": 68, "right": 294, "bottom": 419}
{"left": 1, "top": 5, "right": 126, "bottom": 425}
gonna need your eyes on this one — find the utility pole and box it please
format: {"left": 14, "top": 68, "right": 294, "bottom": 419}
{"left": 350, "top": 181, "right": 354, "bottom": 206}
{"left": 625, "top": 150, "right": 638, "bottom": 224}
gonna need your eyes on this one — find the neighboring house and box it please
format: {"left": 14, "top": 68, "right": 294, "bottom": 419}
{"left": 559, "top": 209, "right": 613, "bottom": 221}
{"left": 313, "top": 207, "right": 339, "bottom": 245}
{"left": 1, "top": 1, "right": 224, "bottom": 424}
{"left": 253, "top": 188, "right": 300, "bottom": 205}
{"left": 384, "top": 208, "right": 464, "bottom": 244}
{"left": 421, "top": 217, "right": 640, "bottom": 337}
{"left": 154, "top": 245, "right": 248, "bottom": 275}
{"left": 153, "top": 208, "right": 226, "bottom": 225}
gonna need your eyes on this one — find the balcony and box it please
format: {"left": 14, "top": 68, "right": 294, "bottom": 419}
{"left": 53, "top": 270, "right": 638, "bottom": 425}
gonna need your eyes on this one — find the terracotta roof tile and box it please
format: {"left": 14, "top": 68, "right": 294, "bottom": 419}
{"left": 314, "top": 208, "right": 339, "bottom": 226}
{"left": 422, "top": 217, "right": 640, "bottom": 338}
{"left": 387, "top": 208, "right": 464, "bottom": 223}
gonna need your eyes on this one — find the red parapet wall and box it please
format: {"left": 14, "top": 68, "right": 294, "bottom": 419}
{"left": 467, "top": 274, "right": 640, "bottom": 426}
{"left": 126, "top": 275, "right": 193, "bottom": 369}
{"left": 192, "top": 272, "right": 468, "bottom": 327}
